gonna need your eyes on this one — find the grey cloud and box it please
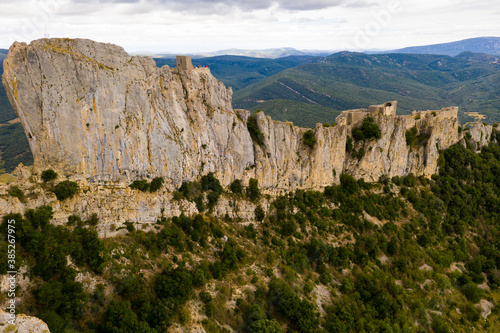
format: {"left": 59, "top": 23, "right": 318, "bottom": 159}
{"left": 72, "top": 0, "right": 356, "bottom": 12}
{"left": 281, "top": 0, "right": 343, "bottom": 11}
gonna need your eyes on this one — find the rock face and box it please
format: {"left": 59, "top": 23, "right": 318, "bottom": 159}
{"left": 2, "top": 38, "right": 464, "bottom": 190}
{"left": 2, "top": 38, "right": 253, "bottom": 188}
{"left": 0, "top": 309, "right": 50, "bottom": 332}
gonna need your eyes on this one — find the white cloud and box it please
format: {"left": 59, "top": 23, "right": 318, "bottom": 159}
{"left": 0, "top": 0, "right": 498, "bottom": 52}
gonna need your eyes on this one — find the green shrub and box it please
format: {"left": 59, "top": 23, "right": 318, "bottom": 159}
{"left": 406, "top": 127, "right": 417, "bottom": 146}
{"left": 340, "top": 173, "right": 359, "bottom": 195}
{"left": 205, "top": 302, "right": 215, "bottom": 317}
{"left": 247, "top": 115, "right": 265, "bottom": 146}
{"left": 268, "top": 278, "right": 319, "bottom": 332}
{"left": 201, "top": 172, "right": 222, "bottom": 193}
{"left": 129, "top": 179, "right": 150, "bottom": 192}
{"left": 149, "top": 177, "right": 164, "bottom": 192}
{"left": 245, "top": 304, "right": 282, "bottom": 333}
{"left": 402, "top": 173, "right": 417, "bottom": 187}
{"left": 352, "top": 116, "right": 381, "bottom": 141}
{"left": 195, "top": 195, "right": 205, "bottom": 212}
{"left": 406, "top": 126, "right": 430, "bottom": 147}
{"left": 86, "top": 213, "right": 99, "bottom": 226}
{"left": 303, "top": 130, "right": 316, "bottom": 148}
{"left": 124, "top": 221, "right": 135, "bottom": 232}
{"left": 24, "top": 205, "right": 53, "bottom": 229}
{"left": 8, "top": 185, "right": 26, "bottom": 202}
{"left": 351, "top": 147, "right": 365, "bottom": 160}
{"left": 461, "top": 282, "right": 483, "bottom": 303}
{"left": 230, "top": 179, "right": 243, "bottom": 194}
{"left": 178, "top": 307, "right": 191, "bottom": 325}
{"left": 53, "top": 180, "right": 79, "bottom": 201}
{"left": 255, "top": 205, "right": 265, "bottom": 221}
{"left": 41, "top": 169, "right": 58, "bottom": 182}
{"left": 247, "top": 178, "right": 260, "bottom": 202}
{"left": 199, "top": 291, "right": 212, "bottom": 304}
{"left": 178, "top": 181, "right": 202, "bottom": 200}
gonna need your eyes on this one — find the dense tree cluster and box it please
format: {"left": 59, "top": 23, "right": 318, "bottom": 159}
{"left": 4, "top": 135, "right": 500, "bottom": 332}
{"left": 175, "top": 172, "right": 223, "bottom": 211}
{"left": 129, "top": 177, "right": 164, "bottom": 192}
{"left": 1, "top": 207, "right": 104, "bottom": 330}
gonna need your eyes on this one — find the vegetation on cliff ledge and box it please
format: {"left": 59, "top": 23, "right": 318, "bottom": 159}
{"left": 247, "top": 114, "right": 265, "bottom": 147}
{"left": 352, "top": 116, "right": 382, "bottom": 142}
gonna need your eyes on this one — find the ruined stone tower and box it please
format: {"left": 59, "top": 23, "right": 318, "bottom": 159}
{"left": 176, "top": 55, "right": 193, "bottom": 70}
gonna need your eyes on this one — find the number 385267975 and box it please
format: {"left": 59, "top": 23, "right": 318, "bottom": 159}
{"left": 7, "top": 219, "right": 16, "bottom": 265}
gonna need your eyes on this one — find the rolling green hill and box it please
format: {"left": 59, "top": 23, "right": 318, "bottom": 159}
{"left": 233, "top": 51, "right": 500, "bottom": 126}
{"left": 154, "top": 55, "right": 321, "bottom": 91}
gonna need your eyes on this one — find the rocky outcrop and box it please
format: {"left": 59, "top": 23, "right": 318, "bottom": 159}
{"left": 0, "top": 309, "right": 50, "bottom": 332}
{"left": 466, "top": 122, "right": 495, "bottom": 150}
{"left": 0, "top": 164, "right": 263, "bottom": 236}
{"left": 2, "top": 38, "right": 467, "bottom": 191}
{"left": 342, "top": 107, "right": 459, "bottom": 181}
{"left": 2, "top": 38, "right": 253, "bottom": 188}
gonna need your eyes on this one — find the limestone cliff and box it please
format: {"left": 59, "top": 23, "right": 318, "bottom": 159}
{"left": 2, "top": 38, "right": 253, "bottom": 188}
{"left": 0, "top": 309, "right": 50, "bottom": 332}
{"left": 2, "top": 38, "right": 464, "bottom": 190}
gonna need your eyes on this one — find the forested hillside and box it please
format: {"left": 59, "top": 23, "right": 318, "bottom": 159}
{"left": 0, "top": 50, "right": 33, "bottom": 173}
{"left": 234, "top": 52, "right": 500, "bottom": 127}
{"left": 0, "top": 49, "right": 16, "bottom": 123}
{"left": 2, "top": 131, "right": 500, "bottom": 332}
{"left": 154, "top": 55, "right": 321, "bottom": 91}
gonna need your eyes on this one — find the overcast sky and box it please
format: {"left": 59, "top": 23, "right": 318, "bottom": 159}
{"left": 0, "top": 0, "right": 498, "bottom": 53}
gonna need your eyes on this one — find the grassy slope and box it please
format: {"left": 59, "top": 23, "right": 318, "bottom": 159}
{"left": 234, "top": 52, "right": 500, "bottom": 126}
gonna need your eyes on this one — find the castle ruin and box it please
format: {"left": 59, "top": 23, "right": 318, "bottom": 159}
{"left": 336, "top": 100, "right": 458, "bottom": 132}
{"left": 338, "top": 101, "right": 398, "bottom": 126}
{"left": 176, "top": 55, "right": 193, "bottom": 70}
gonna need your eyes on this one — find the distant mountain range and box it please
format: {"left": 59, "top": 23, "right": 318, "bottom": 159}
{"left": 134, "top": 48, "right": 334, "bottom": 59}
{"left": 233, "top": 51, "right": 500, "bottom": 127}
{"left": 388, "top": 37, "right": 500, "bottom": 57}
{"left": 135, "top": 37, "right": 500, "bottom": 59}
